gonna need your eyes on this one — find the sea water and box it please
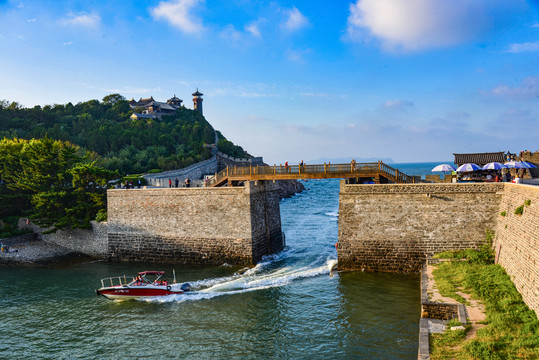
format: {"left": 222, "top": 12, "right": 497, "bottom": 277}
{"left": 0, "top": 174, "right": 426, "bottom": 359}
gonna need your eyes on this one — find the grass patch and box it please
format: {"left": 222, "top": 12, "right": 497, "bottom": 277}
{"left": 525, "top": 199, "right": 531, "bottom": 206}
{"left": 500, "top": 211, "right": 507, "bottom": 217}
{"left": 430, "top": 231, "right": 539, "bottom": 359}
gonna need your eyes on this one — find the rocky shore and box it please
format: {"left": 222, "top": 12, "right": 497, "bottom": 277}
{"left": 0, "top": 234, "right": 94, "bottom": 267}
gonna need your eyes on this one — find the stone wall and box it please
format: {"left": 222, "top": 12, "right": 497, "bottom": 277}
{"left": 494, "top": 183, "right": 539, "bottom": 315}
{"left": 107, "top": 181, "right": 283, "bottom": 265}
{"left": 143, "top": 155, "right": 218, "bottom": 187}
{"left": 216, "top": 152, "right": 265, "bottom": 172}
{"left": 337, "top": 182, "right": 503, "bottom": 272}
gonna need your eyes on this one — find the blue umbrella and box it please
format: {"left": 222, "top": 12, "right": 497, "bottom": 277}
{"left": 456, "top": 163, "right": 481, "bottom": 172}
{"left": 520, "top": 161, "right": 537, "bottom": 169}
{"left": 482, "top": 162, "right": 506, "bottom": 170}
{"left": 431, "top": 164, "right": 455, "bottom": 172}
{"left": 504, "top": 161, "right": 526, "bottom": 169}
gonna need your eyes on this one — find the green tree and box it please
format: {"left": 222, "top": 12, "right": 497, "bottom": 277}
{"left": 0, "top": 137, "right": 116, "bottom": 230}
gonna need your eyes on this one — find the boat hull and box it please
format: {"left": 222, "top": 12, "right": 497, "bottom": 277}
{"left": 96, "top": 286, "right": 184, "bottom": 300}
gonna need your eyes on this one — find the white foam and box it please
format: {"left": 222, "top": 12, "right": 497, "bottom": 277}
{"left": 145, "top": 255, "right": 338, "bottom": 303}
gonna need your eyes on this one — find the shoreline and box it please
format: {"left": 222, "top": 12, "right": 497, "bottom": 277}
{"left": 0, "top": 237, "right": 96, "bottom": 267}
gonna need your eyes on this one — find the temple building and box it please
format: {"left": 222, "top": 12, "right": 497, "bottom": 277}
{"left": 129, "top": 95, "right": 184, "bottom": 120}
{"left": 129, "top": 91, "right": 204, "bottom": 120}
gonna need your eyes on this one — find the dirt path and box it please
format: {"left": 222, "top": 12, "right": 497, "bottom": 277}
{"left": 427, "top": 264, "right": 486, "bottom": 339}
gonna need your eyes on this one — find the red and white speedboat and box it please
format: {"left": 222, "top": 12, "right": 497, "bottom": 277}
{"left": 96, "top": 271, "right": 191, "bottom": 300}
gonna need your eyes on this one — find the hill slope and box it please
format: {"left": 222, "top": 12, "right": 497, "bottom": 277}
{"left": 0, "top": 95, "right": 249, "bottom": 175}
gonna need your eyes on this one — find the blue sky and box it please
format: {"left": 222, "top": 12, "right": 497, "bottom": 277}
{"left": 1, "top": 0, "right": 538, "bottom": 164}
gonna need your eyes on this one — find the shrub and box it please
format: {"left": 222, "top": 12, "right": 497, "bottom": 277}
{"left": 500, "top": 211, "right": 506, "bottom": 217}
{"left": 95, "top": 209, "right": 107, "bottom": 222}
{"left": 525, "top": 199, "right": 531, "bottom": 206}
{"left": 514, "top": 205, "right": 524, "bottom": 216}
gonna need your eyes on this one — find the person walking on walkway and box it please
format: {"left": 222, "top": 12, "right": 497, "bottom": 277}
{"left": 169, "top": 179, "right": 172, "bottom": 188}
{"left": 175, "top": 178, "right": 179, "bottom": 188}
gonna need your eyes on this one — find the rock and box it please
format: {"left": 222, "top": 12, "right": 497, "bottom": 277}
{"left": 275, "top": 180, "right": 305, "bottom": 199}
{"left": 450, "top": 325, "right": 466, "bottom": 331}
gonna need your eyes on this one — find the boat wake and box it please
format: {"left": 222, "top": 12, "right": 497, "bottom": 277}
{"left": 144, "top": 254, "right": 337, "bottom": 303}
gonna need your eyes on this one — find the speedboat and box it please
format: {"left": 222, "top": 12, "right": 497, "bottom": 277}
{"left": 96, "top": 271, "right": 191, "bottom": 300}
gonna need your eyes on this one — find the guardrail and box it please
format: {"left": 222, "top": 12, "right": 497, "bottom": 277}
{"left": 210, "top": 161, "right": 413, "bottom": 186}
{"left": 99, "top": 275, "right": 133, "bottom": 288}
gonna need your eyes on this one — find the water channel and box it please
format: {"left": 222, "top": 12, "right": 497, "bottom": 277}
{"left": 0, "top": 178, "right": 420, "bottom": 359}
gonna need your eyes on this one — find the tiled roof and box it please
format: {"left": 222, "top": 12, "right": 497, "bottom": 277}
{"left": 453, "top": 152, "right": 505, "bottom": 166}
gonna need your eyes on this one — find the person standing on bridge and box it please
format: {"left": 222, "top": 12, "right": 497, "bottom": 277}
{"left": 299, "top": 160, "right": 304, "bottom": 173}
{"left": 168, "top": 179, "right": 172, "bottom": 188}
{"left": 285, "top": 161, "right": 289, "bottom": 173}
{"left": 351, "top": 159, "right": 356, "bottom": 172}
{"left": 175, "top": 178, "right": 179, "bottom": 188}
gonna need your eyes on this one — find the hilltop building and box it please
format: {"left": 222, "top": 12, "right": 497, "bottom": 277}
{"left": 129, "top": 91, "right": 203, "bottom": 120}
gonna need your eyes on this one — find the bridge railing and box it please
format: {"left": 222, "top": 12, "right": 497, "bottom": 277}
{"left": 209, "top": 161, "right": 413, "bottom": 186}
{"left": 379, "top": 162, "right": 415, "bottom": 183}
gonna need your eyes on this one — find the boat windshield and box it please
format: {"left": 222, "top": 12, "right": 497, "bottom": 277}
{"left": 129, "top": 271, "right": 165, "bottom": 285}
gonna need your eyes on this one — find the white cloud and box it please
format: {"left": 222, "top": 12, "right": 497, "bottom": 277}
{"left": 60, "top": 12, "right": 101, "bottom": 28}
{"left": 220, "top": 24, "right": 242, "bottom": 43}
{"left": 27, "top": 18, "right": 37, "bottom": 23}
{"left": 490, "top": 77, "right": 539, "bottom": 100}
{"left": 281, "top": 7, "right": 308, "bottom": 33}
{"left": 506, "top": 41, "right": 539, "bottom": 53}
{"left": 285, "top": 48, "right": 312, "bottom": 63}
{"left": 245, "top": 22, "right": 261, "bottom": 38}
{"left": 382, "top": 99, "right": 414, "bottom": 110}
{"left": 63, "top": 41, "right": 74, "bottom": 46}
{"left": 345, "top": 0, "right": 511, "bottom": 52}
{"left": 151, "top": 0, "right": 204, "bottom": 34}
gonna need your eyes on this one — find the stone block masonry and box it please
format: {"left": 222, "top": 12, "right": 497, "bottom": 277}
{"left": 107, "top": 181, "right": 283, "bottom": 266}
{"left": 337, "top": 182, "right": 504, "bottom": 273}
{"left": 494, "top": 183, "right": 539, "bottom": 316}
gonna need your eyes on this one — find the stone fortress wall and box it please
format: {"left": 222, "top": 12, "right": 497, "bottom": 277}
{"left": 337, "top": 182, "right": 503, "bottom": 272}
{"left": 106, "top": 181, "right": 283, "bottom": 265}
{"left": 493, "top": 184, "right": 539, "bottom": 315}
{"left": 142, "top": 152, "right": 265, "bottom": 188}
{"left": 337, "top": 181, "right": 539, "bottom": 315}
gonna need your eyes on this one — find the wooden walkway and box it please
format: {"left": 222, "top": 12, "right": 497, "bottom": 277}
{"left": 210, "top": 161, "right": 415, "bottom": 187}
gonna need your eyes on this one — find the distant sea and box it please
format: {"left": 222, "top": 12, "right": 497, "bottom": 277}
{"left": 388, "top": 161, "right": 453, "bottom": 179}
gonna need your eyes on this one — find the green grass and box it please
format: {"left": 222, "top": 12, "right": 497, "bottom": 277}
{"left": 430, "top": 232, "right": 539, "bottom": 359}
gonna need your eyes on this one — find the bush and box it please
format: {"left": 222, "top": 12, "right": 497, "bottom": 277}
{"left": 95, "top": 209, "right": 107, "bottom": 222}
{"left": 514, "top": 205, "right": 524, "bottom": 216}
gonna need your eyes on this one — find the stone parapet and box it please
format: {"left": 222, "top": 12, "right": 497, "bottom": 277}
{"left": 338, "top": 182, "right": 503, "bottom": 272}
{"left": 107, "top": 181, "right": 283, "bottom": 266}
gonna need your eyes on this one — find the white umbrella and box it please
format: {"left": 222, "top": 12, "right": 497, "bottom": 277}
{"left": 482, "top": 162, "right": 506, "bottom": 170}
{"left": 431, "top": 164, "right": 455, "bottom": 172}
{"left": 504, "top": 161, "right": 526, "bottom": 169}
{"left": 456, "top": 163, "right": 481, "bottom": 172}
{"left": 520, "top": 161, "right": 537, "bottom": 169}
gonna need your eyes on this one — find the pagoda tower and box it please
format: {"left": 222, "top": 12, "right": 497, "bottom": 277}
{"left": 192, "top": 89, "right": 203, "bottom": 115}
